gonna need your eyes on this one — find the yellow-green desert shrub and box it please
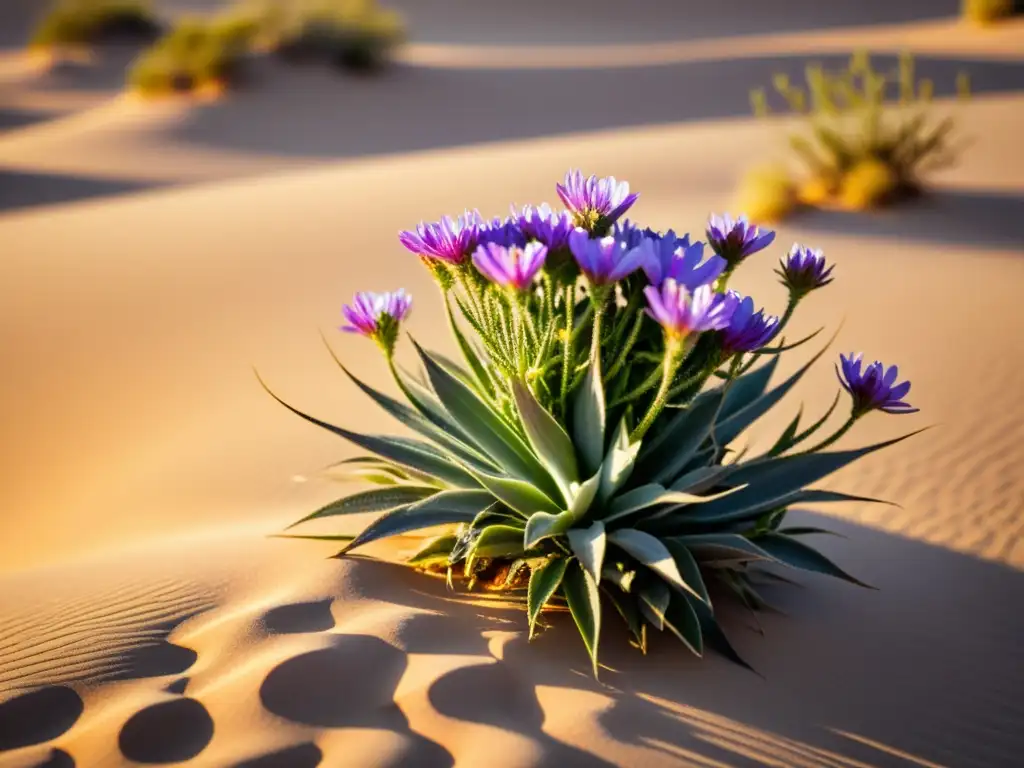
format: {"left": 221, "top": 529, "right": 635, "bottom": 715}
{"left": 750, "top": 52, "right": 969, "bottom": 211}
{"left": 270, "top": 0, "right": 406, "bottom": 72}
{"left": 961, "top": 0, "right": 1019, "bottom": 24}
{"left": 127, "top": 16, "right": 254, "bottom": 96}
{"left": 30, "top": 0, "right": 162, "bottom": 49}
{"left": 734, "top": 164, "right": 798, "bottom": 224}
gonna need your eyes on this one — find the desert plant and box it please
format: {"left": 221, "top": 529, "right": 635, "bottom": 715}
{"left": 751, "top": 51, "right": 970, "bottom": 210}
{"left": 265, "top": 171, "right": 922, "bottom": 674}
{"left": 961, "top": 0, "right": 1020, "bottom": 24}
{"left": 734, "top": 164, "right": 799, "bottom": 224}
{"left": 30, "top": 0, "right": 161, "bottom": 50}
{"left": 269, "top": 0, "right": 406, "bottom": 72}
{"left": 127, "top": 14, "right": 256, "bottom": 96}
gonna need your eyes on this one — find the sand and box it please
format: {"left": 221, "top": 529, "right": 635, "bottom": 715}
{"left": 2, "top": 1, "right": 1024, "bottom": 766}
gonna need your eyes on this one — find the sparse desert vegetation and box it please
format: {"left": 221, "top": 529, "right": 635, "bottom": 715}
{"left": 961, "top": 0, "right": 1022, "bottom": 25}
{"left": 745, "top": 52, "right": 970, "bottom": 220}
{"left": 30, "top": 0, "right": 162, "bottom": 52}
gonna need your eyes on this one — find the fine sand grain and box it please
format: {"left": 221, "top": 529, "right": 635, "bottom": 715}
{"left": 2, "top": 2, "right": 1023, "bottom": 765}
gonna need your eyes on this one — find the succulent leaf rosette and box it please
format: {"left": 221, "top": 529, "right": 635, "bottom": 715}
{"left": 264, "top": 170, "right": 921, "bottom": 675}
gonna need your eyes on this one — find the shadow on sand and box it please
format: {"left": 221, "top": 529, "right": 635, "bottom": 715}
{"left": 795, "top": 189, "right": 1024, "bottom": 251}
{"left": 0, "top": 169, "right": 161, "bottom": 214}
{"left": 323, "top": 510, "right": 1024, "bottom": 768}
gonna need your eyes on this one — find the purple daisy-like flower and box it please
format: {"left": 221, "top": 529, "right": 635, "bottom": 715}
{"left": 719, "top": 291, "right": 779, "bottom": 353}
{"left": 556, "top": 170, "right": 639, "bottom": 229}
{"left": 472, "top": 241, "right": 548, "bottom": 291}
{"left": 340, "top": 289, "right": 412, "bottom": 352}
{"left": 642, "top": 231, "right": 727, "bottom": 290}
{"left": 643, "top": 280, "right": 737, "bottom": 339}
{"left": 511, "top": 203, "right": 575, "bottom": 251}
{"left": 706, "top": 213, "right": 776, "bottom": 267}
{"left": 478, "top": 215, "right": 527, "bottom": 249}
{"left": 398, "top": 210, "right": 483, "bottom": 265}
{"left": 777, "top": 244, "right": 835, "bottom": 296}
{"left": 568, "top": 228, "right": 651, "bottom": 285}
{"left": 837, "top": 353, "right": 917, "bottom": 416}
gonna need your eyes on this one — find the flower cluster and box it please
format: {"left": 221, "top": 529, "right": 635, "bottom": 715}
{"left": 275, "top": 169, "right": 921, "bottom": 676}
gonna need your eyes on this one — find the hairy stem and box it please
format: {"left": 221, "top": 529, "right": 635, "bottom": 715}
{"left": 559, "top": 284, "right": 575, "bottom": 414}
{"left": 630, "top": 337, "right": 682, "bottom": 442}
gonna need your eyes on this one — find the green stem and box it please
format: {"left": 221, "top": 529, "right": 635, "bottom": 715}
{"left": 605, "top": 312, "right": 644, "bottom": 382}
{"left": 771, "top": 294, "right": 802, "bottom": 342}
{"left": 590, "top": 294, "right": 607, "bottom": 369}
{"left": 559, "top": 284, "right": 575, "bottom": 414}
{"left": 609, "top": 366, "right": 663, "bottom": 408}
{"left": 714, "top": 265, "right": 737, "bottom": 293}
{"left": 630, "top": 337, "right": 682, "bottom": 442}
{"left": 799, "top": 414, "right": 858, "bottom": 454}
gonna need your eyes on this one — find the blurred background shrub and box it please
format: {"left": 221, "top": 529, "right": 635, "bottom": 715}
{"left": 31, "top": 0, "right": 162, "bottom": 50}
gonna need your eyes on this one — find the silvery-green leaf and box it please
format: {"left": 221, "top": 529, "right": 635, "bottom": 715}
{"left": 287, "top": 485, "right": 437, "bottom": 529}
{"left": 522, "top": 510, "right": 574, "bottom": 549}
{"left": 670, "top": 533, "right": 778, "bottom": 564}
{"left": 718, "top": 355, "right": 779, "bottom": 421}
{"left": 608, "top": 529, "right": 706, "bottom": 603}
{"left": 513, "top": 379, "right": 579, "bottom": 503}
{"left": 790, "top": 391, "right": 842, "bottom": 447}
{"left": 562, "top": 560, "right": 602, "bottom": 677}
{"left": 663, "top": 595, "right": 703, "bottom": 656}
{"left": 672, "top": 432, "right": 925, "bottom": 528}
{"left": 598, "top": 419, "right": 641, "bottom": 505}
{"left": 767, "top": 406, "right": 804, "bottom": 457}
{"left": 469, "top": 469, "right": 561, "bottom": 518}
{"left": 603, "top": 483, "right": 745, "bottom": 524}
{"left": 466, "top": 524, "right": 530, "bottom": 571}
{"left": 572, "top": 353, "right": 606, "bottom": 477}
{"left": 638, "top": 485, "right": 749, "bottom": 524}
{"left": 408, "top": 534, "right": 459, "bottom": 566}
{"left": 638, "top": 579, "right": 670, "bottom": 631}
{"left": 568, "top": 471, "right": 603, "bottom": 521}
{"left": 527, "top": 557, "right": 569, "bottom": 638}
{"left": 413, "top": 339, "right": 560, "bottom": 500}
{"left": 663, "top": 539, "right": 711, "bottom": 606}
{"left": 778, "top": 526, "right": 845, "bottom": 538}
{"left": 567, "top": 521, "right": 606, "bottom": 585}
{"left": 642, "top": 390, "right": 725, "bottom": 485}
{"left": 321, "top": 337, "right": 492, "bottom": 471}
{"left": 443, "top": 293, "right": 493, "bottom": 396}
{"left": 691, "top": 597, "right": 758, "bottom": 674}
{"left": 338, "top": 489, "right": 494, "bottom": 555}
{"left": 256, "top": 374, "right": 480, "bottom": 489}
{"left": 670, "top": 465, "right": 733, "bottom": 494}
{"left": 755, "top": 532, "right": 874, "bottom": 588}
{"left": 603, "top": 586, "right": 646, "bottom": 652}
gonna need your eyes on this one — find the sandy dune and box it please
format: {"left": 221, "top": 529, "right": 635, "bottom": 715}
{"left": 2, "top": 0, "right": 1024, "bottom": 765}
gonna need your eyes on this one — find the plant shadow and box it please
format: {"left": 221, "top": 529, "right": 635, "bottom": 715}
{"left": 795, "top": 189, "right": 1024, "bottom": 251}
{"left": 347, "top": 511, "right": 1024, "bottom": 767}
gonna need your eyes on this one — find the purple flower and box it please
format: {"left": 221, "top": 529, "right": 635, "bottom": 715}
{"left": 556, "top": 170, "right": 639, "bottom": 229}
{"left": 611, "top": 219, "right": 654, "bottom": 249}
{"left": 837, "top": 353, "right": 917, "bottom": 416}
{"left": 398, "top": 211, "right": 483, "bottom": 265}
{"left": 777, "top": 244, "right": 835, "bottom": 296}
{"left": 340, "top": 290, "right": 412, "bottom": 352}
{"left": 642, "top": 231, "right": 727, "bottom": 290}
{"left": 472, "top": 242, "right": 548, "bottom": 291}
{"left": 568, "top": 228, "right": 651, "bottom": 285}
{"left": 643, "top": 280, "right": 737, "bottom": 339}
{"left": 706, "top": 213, "right": 776, "bottom": 267}
{"left": 478, "top": 216, "right": 527, "bottom": 249}
{"left": 511, "top": 203, "right": 575, "bottom": 251}
{"left": 719, "top": 292, "right": 779, "bottom": 353}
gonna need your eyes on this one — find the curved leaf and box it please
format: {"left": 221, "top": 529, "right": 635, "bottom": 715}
{"left": 527, "top": 557, "right": 568, "bottom": 638}
{"left": 691, "top": 597, "right": 758, "bottom": 675}
{"left": 337, "top": 489, "right": 494, "bottom": 555}
{"left": 608, "top": 528, "right": 705, "bottom": 603}
{"left": 670, "top": 533, "right": 777, "bottom": 564}
{"left": 513, "top": 379, "right": 579, "bottom": 503}
{"left": 638, "top": 579, "right": 670, "bottom": 631}
{"left": 413, "top": 339, "right": 559, "bottom": 498}
{"left": 572, "top": 354, "right": 606, "bottom": 477}
{"left": 256, "top": 374, "right": 479, "bottom": 489}
{"left": 718, "top": 355, "right": 779, "bottom": 421}
{"left": 598, "top": 419, "right": 641, "bottom": 505}
{"left": 641, "top": 389, "right": 725, "bottom": 485}
{"left": 470, "top": 469, "right": 561, "bottom": 518}
{"left": 567, "top": 521, "right": 607, "bottom": 586}
{"left": 287, "top": 485, "right": 437, "bottom": 529}
{"left": 523, "top": 510, "right": 574, "bottom": 549}
{"left": 443, "top": 293, "right": 493, "bottom": 396}
{"left": 563, "top": 559, "right": 602, "bottom": 676}
{"left": 755, "top": 532, "right": 874, "bottom": 588}
{"left": 603, "top": 586, "right": 646, "bottom": 652}
{"left": 408, "top": 534, "right": 459, "bottom": 566}
{"left": 663, "top": 595, "right": 703, "bottom": 657}
{"left": 663, "top": 539, "right": 710, "bottom": 606}
{"left": 603, "top": 483, "right": 745, "bottom": 524}
{"left": 778, "top": 526, "right": 845, "bottom": 538}
{"left": 467, "top": 524, "right": 530, "bottom": 570}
